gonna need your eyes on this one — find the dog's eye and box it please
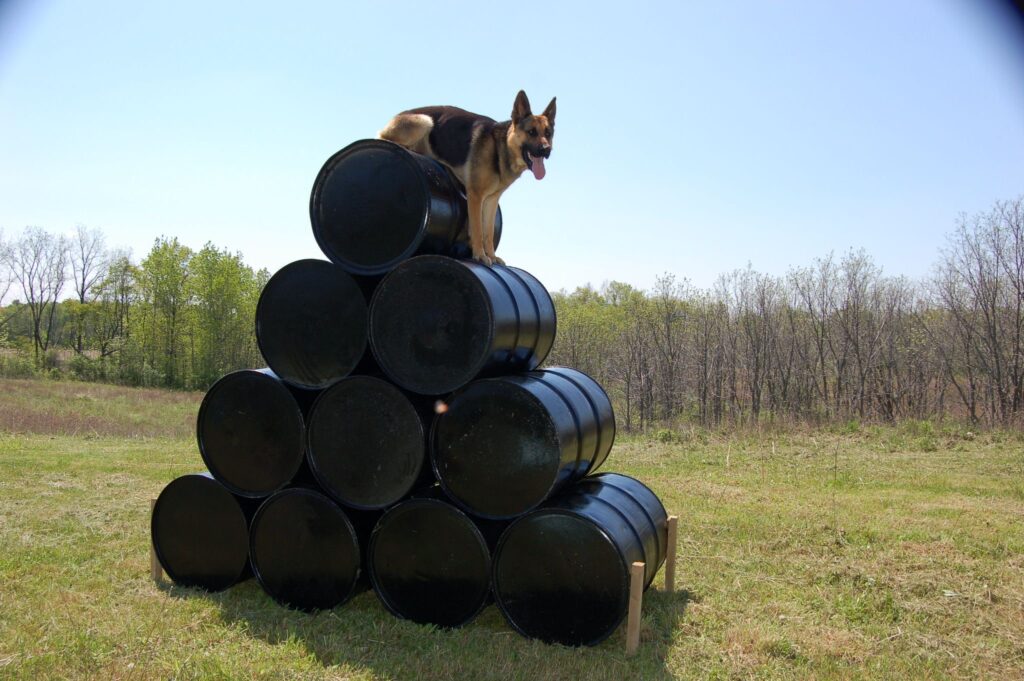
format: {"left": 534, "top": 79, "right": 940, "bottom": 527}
{"left": 529, "top": 129, "right": 538, "bottom": 137}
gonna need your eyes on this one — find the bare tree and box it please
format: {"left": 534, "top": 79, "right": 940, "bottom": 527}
{"left": 69, "top": 225, "right": 109, "bottom": 354}
{"left": 10, "top": 227, "right": 68, "bottom": 364}
{"left": 0, "top": 229, "right": 18, "bottom": 336}
{"left": 0, "top": 229, "right": 11, "bottom": 301}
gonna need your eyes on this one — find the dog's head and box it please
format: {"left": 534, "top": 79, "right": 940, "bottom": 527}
{"left": 510, "top": 90, "right": 556, "bottom": 180}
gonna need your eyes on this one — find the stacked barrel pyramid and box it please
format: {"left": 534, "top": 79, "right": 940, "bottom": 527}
{"left": 150, "top": 139, "right": 670, "bottom": 647}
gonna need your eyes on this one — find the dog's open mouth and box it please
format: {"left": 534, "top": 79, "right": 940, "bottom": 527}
{"left": 522, "top": 148, "right": 546, "bottom": 180}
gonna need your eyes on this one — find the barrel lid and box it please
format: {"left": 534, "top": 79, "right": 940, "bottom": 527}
{"left": 255, "top": 259, "right": 368, "bottom": 390}
{"left": 432, "top": 377, "right": 565, "bottom": 519}
{"left": 369, "top": 498, "right": 491, "bottom": 627}
{"left": 151, "top": 473, "right": 249, "bottom": 591}
{"left": 369, "top": 256, "right": 495, "bottom": 395}
{"left": 249, "top": 488, "right": 361, "bottom": 611}
{"left": 493, "top": 509, "right": 629, "bottom": 646}
{"left": 310, "top": 139, "right": 435, "bottom": 275}
{"left": 307, "top": 376, "right": 425, "bottom": 510}
{"left": 196, "top": 370, "right": 305, "bottom": 498}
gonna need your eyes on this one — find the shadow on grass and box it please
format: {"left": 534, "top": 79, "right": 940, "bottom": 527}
{"left": 160, "top": 579, "right": 692, "bottom": 680}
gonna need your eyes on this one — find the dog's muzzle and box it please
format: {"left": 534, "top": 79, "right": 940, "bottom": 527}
{"left": 522, "top": 146, "right": 549, "bottom": 180}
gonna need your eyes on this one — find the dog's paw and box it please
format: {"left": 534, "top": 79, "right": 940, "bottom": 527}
{"left": 472, "top": 253, "right": 493, "bottom": 266}
{"left": 492, "top": 255, "right": 506, "bottom": 266}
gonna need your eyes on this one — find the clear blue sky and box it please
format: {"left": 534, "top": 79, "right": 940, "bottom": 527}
{"left": 1, "top": 0, "right": 1023, "bottom": 293}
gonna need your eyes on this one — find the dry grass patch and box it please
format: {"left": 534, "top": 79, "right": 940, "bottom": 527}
{"left": 0, "top": 378, "right": 200, "bottom": 439}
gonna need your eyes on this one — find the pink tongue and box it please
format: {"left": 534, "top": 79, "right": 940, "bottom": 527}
{"left": 530, "top": 154, "right": 546, "bottom": 180}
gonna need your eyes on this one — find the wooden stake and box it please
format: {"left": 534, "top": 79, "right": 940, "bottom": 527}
{"left": 626, "top": 561, "right": 645, "bottom": 655}
{"left": 665, "top": 515, "right": 679, "bottom": 593}
{"left": 149, "top": 498, "right": 163, "bottom": 583}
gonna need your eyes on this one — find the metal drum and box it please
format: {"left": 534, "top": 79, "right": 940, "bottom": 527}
{"left": 306, "top": 376, "right": 430, "bottom": 510}
{"left": 431, "top": 368, "right": 612, "bottom": 519}
{"left": 369, "top": 256, "right": 556, "bottom": 395}
{"left": 310, "top": 139, "right": 501, "bottom": 276}
{"left": 255, "top": 259, "right": 369, "bottom": 390}
{"left": 150, "top": 473, "right": 254, "bottom": 592}
{"left": 197, "top": 369, "right": 306, "bottom": 498}
{"left": 492, "top": 473, "right": 669, "bottom": 646}
{"left": 368, "top": 486, "right": 508, "bottom": 628}
{"left": 249, "top": 487, "right": 363, "bottom": 611}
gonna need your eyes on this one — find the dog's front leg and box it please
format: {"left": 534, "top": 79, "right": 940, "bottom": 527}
{"left": 482, "top": 194, "right": 504, "bottom": 265}
{"left": 466, "top": 192, "right": 491, "bottom": 266}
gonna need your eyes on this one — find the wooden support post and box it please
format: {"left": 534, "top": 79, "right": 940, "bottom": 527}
{"left": 149, "top": 498, "right": 163, "bottom": 583}
{"left": 665, "top": 515, "right": 678, "bottom": 593}
{"left": 626, "top": 561, "right": 645, "bottom": 655}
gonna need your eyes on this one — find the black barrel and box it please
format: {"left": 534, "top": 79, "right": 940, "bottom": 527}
{"left": 492, "top": 473, "right": 669, "bottom": 647}
{"left": 369, "top": 256, "right": 556, "bottom": 395}
{"left": 306, "top": 376, "right": 429, "bottom": 510}
{"left": 431, "top": 368, "right": 611, "bottom": 519}
{"left": 310, "top": 139, "right": 501, "bottom": 275}
{"left": 368, "top": 486, "right": 507, "bottom": 627}
{"left": 150, "top": 473, "right": 253, "bottom": 592}
{"left": 197, "top": 369, "right": 305, "bottom": 498}
{"left": 255, "top": 259, "right": 369, "bottom": 390}
{"left": 249, "top": 487, "right": 362, "bottom": 611}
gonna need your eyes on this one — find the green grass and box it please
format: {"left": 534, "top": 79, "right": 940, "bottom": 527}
{"left": 1, "top": 380, "right": 1023, "bottom": 679}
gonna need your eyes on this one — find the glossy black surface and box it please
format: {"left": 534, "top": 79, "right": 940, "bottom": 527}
{"left": 492, "top": 473, "right": 669, "bottom": 646}
{"left": 432, "top": 368, "right": 611, "bottom": 519}
{"left": 249, "top": 487, "right": 362, "bottom": 611}
{"left": 196, "top": 369, "right": 306, "bottom": 498}
{"left": 507, "top": 266, "right": 556, "bottom": 367}
{"left": 255, "top": 259, "right": 368, "bottom": 390}
{"left": 369, "top": 488, "right": 498, "bottom": 627}
{"left": 531, "top": 367, "right": 615, "bottom": 474}
{"left": 369, "top": 256, "right": 556, "bottom": 395}
{"left": 151, "top": 473, "right": 252, "bottom": 592}
{"left": 306, "top": 376, "right": 427, "bottom": 509}
{"left": 590, "top": 472, "right": 669, "bottom": 586}
{"left": 311, "top": 140, "right": 470, "bottom": 275}
{"left": 432, "top": 375, "right": 578, "bottom": 519}
{"left": 494, "top": 512, "right": 626, "bottom": 647}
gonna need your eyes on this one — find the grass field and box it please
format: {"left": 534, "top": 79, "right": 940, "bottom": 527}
{"left": 1, "top": 379, "right": 1023, "bottom": 679}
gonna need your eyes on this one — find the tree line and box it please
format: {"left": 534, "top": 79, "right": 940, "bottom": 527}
{"left": 0, "top": 228, "right": 266, "bottom": 390}
{"left": 546, "top": 198, "right": 1024, "bottom": 429}
{"left": 1, "top": 197, "right": 1021, "bottom": 428}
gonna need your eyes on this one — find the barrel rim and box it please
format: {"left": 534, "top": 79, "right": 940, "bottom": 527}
{"left": 368, "top": 497, "right": 492, "bottom": 627}
{"left": 309, "top": 139, "right": 436, "bottom": 275}
{"left": 592, "top": 472, "right": 668, "bottom": 568}
{"left": 474, "top": 264, "right": 523, "bottom": 367}
{"left": 254, "top": 258, "right": 368, "bottom": 390}
{"left": 196, "top": 369, "right": 306, "bottom": 498}
{"left": 507, "top": 265, "right": 557, "bottom": 367}
{"left": 306, "top": 375, "right": 426, "bottom": 510}
{"left": 151, "top": 473, "right": 249, "bottom": 591}
{"left": 545, "top": 366, "right": 616, "bottom": 471}
{"left": 431, "top": 376, "right": 564, "bottom": 520}
{"left": 492, "top": 507, "right": 631, "bottom": 646}
{"left": 567, "top": 482, "right": 655, "bottom": 586}
{"left": 248, "top": 487, "right": 362, "bottom": 611}
{"left": 527, "top": 370, "right": 591, "bottom": 478}
{"left": 369, "top": 255, "right": 497, "bottom": 395}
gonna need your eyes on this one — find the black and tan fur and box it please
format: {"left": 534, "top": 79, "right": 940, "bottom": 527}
{"left": 379, "top": 90, "right": 556, "bottom": 266}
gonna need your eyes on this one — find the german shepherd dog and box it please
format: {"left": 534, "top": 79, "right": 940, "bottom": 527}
{"left": 378, "top": 90, "right": 555, "bottom": 266}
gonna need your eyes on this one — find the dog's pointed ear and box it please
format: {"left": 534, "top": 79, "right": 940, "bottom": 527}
{"left": 512, "top": 90, "right": 532, "bottom": 123}
{"left": 542, "top": 97, "right": 556, "bottom": 124}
